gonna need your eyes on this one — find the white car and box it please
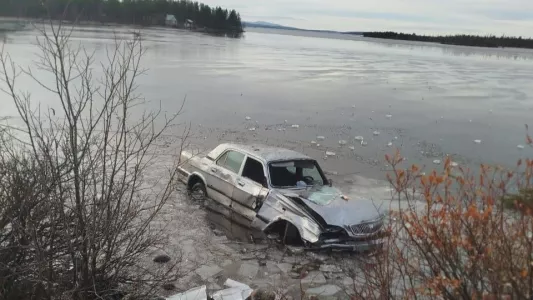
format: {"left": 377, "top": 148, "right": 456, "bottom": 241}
{"left": 178, "top": 143, "right": 386, "bottom": 251}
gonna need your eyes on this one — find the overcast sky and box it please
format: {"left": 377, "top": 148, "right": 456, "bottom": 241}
{"left": 201, "top": 0, "right": 533, "bottom": 36}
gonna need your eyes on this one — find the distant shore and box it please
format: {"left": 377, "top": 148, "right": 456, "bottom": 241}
{"left": 0, "top": 17, "right": 244, "bottom": 37}
{"left": 359, "top": 31, "right": 533, "bottom": 49}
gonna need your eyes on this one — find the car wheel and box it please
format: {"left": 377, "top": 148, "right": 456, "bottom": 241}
{"left": 189, "top": 182, "right": 207, "bottom": 203}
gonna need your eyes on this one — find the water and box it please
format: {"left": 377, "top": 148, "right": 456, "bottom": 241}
{"left": 1, "top": 24, "right": 533, "bottom": 185}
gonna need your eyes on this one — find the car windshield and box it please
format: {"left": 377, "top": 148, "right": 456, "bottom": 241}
{"left": 268, "top": 160, "right": 325, "bottom": 188}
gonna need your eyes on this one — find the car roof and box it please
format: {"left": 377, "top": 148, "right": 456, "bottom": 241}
{"left": 208, "top": 143, "right": 312, "bottom": 163}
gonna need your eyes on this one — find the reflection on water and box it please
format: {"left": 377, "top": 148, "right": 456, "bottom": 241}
{"left": 205, "top": 206, "right": 264, "bottom": 243}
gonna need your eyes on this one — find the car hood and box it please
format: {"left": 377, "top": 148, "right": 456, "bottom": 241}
{"left": 276, "top": 186, "right": 385, "bottom": 226}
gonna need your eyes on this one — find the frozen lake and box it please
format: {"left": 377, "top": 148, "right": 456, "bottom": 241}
{"left": 2, "top": 24, "right": 533, "bottom": 182}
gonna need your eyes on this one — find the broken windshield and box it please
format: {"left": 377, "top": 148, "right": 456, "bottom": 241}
{"left": 268, "top": 160, "right": 325, "bottom": 188}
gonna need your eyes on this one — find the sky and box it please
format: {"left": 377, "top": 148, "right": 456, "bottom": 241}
{"left": 200, "top": 0, "right": 533, "bottom": 37}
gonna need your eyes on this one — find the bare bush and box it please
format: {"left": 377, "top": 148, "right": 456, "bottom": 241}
{"left": 0, "top": 22, "right": 184, "bottom": 300}
{"left": 348, "top": 145, "right": 533, "bottom": 300}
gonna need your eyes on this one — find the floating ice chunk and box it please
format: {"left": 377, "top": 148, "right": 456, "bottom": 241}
{"left": 361, "top": 141, "right": 368, "bottom": 146}
{"left": 373, "top": 131, "right": 380, "bottom": 136}
{"left": 338, "top": 140, "right": 347, "bottom": 145}
{"left": 517, "top": 144, "right": 525, "bottom": 149}
{"left": 248, "top": 127, "right": 256, "bottom": 131}
{"left": 473, "top": 139, "right": 482, "bottom": 144}
{"left": 450, "top": 161, "right": 459, "bottom": 167}
{"left": 325, "top": 151, "right": 336, "bottom": 157}
{"left": 167, "top": 285, "right": 206, "bottom": 300}
{"left": 394, "top": 136, "right": 398, "bottom": 140}
{"left": 311, "top": 141, "right": 317, "bottom": 145}
{"left": 316, "top": 143, "right": 321, "bottom": 147}
{"left": 433, "top": 160, "right": 441, "bottom": 165}
{"left": 348, "top": 146, "right": 355, "bottom": 150}
{"left": 354, "top": 136, "right": 364, "bottom": 141}
{"left": 317, "top": 136, "right": 326, "bottom": 140}
{"left": 291, "top": 124, "right": 299, "bottom": 129}
{"left": 385, "top": 114, "right": 392, "bottom": 119}
{"left": 245, "top": 116, "right": 251, "bottom": 121}
{"left": 387, "top": 142, "right": 393, "bottom": 147}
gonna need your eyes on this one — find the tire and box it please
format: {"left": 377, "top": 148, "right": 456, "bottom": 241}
{"left": 189, "top": 182, "right": 207, "bottom": 202}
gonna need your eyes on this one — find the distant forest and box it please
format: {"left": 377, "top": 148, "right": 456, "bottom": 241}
{"left": 0, "top": 0, "right": 243, "bottom": 33}
{"left": 363, "top": 31, "right": 533, "bottom": 49}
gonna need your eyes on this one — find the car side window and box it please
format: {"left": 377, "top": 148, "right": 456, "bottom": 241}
{"left": 242, "top": 157, "right": 267, "bottom": 187}
{"left": 218, "top": 150, "right": 245, "bottom": 174}
{"left": 216, "top": 152, "right": 228, "bottom": 167}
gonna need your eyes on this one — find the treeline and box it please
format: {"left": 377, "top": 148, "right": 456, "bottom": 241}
{"left": 0, "top": 0, "right": 243, "bottom": 33}
{"left": 363, "top": 31, "right": 533, "bottom": 49}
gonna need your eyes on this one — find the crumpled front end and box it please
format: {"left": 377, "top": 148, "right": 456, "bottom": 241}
{"left": 310, "top": 218, "right": 387, "bottom": 252}
{"left": 254, "top": 191, "right": 387, "bottom": 252}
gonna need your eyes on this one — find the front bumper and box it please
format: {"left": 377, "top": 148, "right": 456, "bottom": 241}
{"left": 310, "top": 237, "right": 386, "bottom": 252}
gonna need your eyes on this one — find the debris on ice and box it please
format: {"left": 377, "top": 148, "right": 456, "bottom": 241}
{"left": 348, "top": 146, "right": 355, "bottom": 150}
{"left": 473, "top": 139, "right": 482, "bottom": 144}
{"left": 212, "top": 279, "right": 253, "bottom": 300}
{"left": 245, "top": 116, "right": 251, "bottom": 121}
{"left": 325, "top": 151, "right": 336, "bottom": 157}
{"left": 361, "top": 141, "right": 368, "bottom": 147}
{"left": 291, "top": 124, "right": 299, "bottom": 129}
{"left": 433, "top": 160, "right": 441, "bottom": 165}
{"left": 338, "top": 140, "right": 347, "bottom": 145}
{"left": 317, "top": 136, "right": 326, "bottom": 141}
{"left": 248, "top": 127, "right": 256, "bottom": 132}
{"left": 311, "top": 141, "right": 317, "bottom": 145}
{"left": 373, "top": 131, "right": 380, "bottom": 136}
{"left": 354, "top": 136, "right": 364, "bottom": 141}
{"left": 387, "top": 142, "right": 393, "bottom": 147}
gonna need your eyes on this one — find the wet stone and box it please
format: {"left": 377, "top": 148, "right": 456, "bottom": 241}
{"left": 153, "top": 254, "right": 171, "bottom": 264}
{"left": 162, "top": 283, "right": 176, "bottom": 291}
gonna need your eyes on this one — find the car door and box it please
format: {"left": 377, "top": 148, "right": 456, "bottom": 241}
{"left": 231, "top": 156, "right": 269, "bottom": 224}
{"left": 206, "top": 150, "right": 245, "bottom": 208}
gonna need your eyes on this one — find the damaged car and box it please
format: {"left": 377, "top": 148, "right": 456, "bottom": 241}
{"left": 178, "top": 143, "right": 387, "bottom": 252}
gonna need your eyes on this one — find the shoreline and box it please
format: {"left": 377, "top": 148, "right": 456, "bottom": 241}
{"left": 0, "top": 17, "right": 244, "bottom": 36}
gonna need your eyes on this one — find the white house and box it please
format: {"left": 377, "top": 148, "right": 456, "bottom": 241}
{"left": 165, "top": 15, "right": 177, "bottom": 27}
